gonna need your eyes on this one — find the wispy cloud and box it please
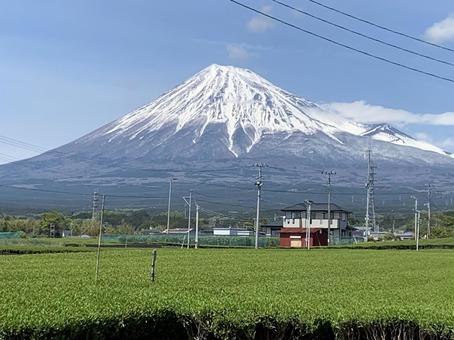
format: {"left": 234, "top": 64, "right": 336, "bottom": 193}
{"left": 247, "top": 5, "right": 274, "bottom": 33}
{"left": 193, "top": 39, "right": 268, "bottom": 61}
{"left": 226, "top": 44, "right": 254, "bottom": 61}
{"left": 324, "top": 101, "right": 454, "bottom": 126}
{"left": 413, "top": 133, "right": 454, "bottom": 153}
{"left": 439, "top": 137, "right": 454, "bottom": 150}
{"left": 423, "top": 14, "right": 454, "bottom": 43}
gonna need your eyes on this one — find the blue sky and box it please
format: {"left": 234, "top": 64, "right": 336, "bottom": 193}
{"left": 1, "top": 0, "right": 454, "bottom": 163}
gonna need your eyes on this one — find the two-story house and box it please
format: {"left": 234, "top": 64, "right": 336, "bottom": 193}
{"left": 280, "top": 202, "right": 351, "bottom": 248}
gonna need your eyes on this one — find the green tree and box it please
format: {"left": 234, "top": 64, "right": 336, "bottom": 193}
{"left": 39, "top": 211, "right": 67, "bottom": 237}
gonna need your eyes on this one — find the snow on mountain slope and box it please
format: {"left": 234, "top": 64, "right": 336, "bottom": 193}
{"left": 101, "top": 64, "right": 346, "bottom": 156}
{"left": 84, "top": 64, "right": 449, "bottom": 158}
{"left": 360, "top": 124, "right": 448, "bottom": 155}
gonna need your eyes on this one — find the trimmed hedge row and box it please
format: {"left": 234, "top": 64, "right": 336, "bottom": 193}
{"left": 0, "top": 246, "right": 94, "bottom": 255}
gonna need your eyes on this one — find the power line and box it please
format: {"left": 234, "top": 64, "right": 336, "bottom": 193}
{"left": 272, "top": 0, "right": 454, "bottom": 68}
{"left": 229, "top": 0, "right": 454, "bottom": 84}
{"left": 197, "top": 205, "right": 254, "bottom": 223}
{"left": 0, "top": 152, "right": 18, "bottom": 161}
{"left": 195, "top": 197, "right": 256, "bottom": 209}
{"left": 0, "top": 135, "right": 47, "bottom": 153}
{"left": 0, "top": 184, "right": 90, "bottom": 197}
{"left": 106, "top": 193, "right": 168, "bottom": 199}
{"left": 263, "top": 188, "right": 421, "bottom": 196}
{"left": 306, "top": 0, "right": 454, "bottom": 54}
{"left": 0, "top": 178, "right": 449, "bottom": 200}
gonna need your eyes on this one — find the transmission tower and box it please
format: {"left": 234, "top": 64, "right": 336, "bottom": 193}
{"left": 92, "top": 191, "right": 100, "bottom": 221}
{"left": 365, "top": 149, "right": 377, "bottom": 232}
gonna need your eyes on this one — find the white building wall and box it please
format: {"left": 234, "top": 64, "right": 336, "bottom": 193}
{"left": 283, "top": 218, "right": 302, "bottom": 228}
{"left": 283, "top": 218, "right": 347, "bottom": 229}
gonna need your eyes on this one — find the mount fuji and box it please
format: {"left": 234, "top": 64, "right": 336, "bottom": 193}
{"left": 1, "top": 64, "right": 453, "bottom": 211}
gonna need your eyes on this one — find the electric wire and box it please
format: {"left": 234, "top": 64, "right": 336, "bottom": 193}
{"left": 272, "top": 0, "right": 454, "bottom": 68}
{"left": 229, "top": 0, "right": 454, "bottom": 84}
{"left": 305, "top": 0, "right": 454, "bottom": 54}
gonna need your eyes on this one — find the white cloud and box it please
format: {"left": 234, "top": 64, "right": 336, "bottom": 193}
{"left": 410, "top": 133, "right": 454, "bottom": 153}
{"left": 424, "top": 14, "right": 454, "bottom": 43}
{"left": 440, "top": 137, "right": 454, "bottom": 150}
{"left": 414, "top": 132, "right": 431, "bottom": 142}
{"left": 324, "top": 101, "right": 454, "bottom": 126}
{"left": 226, "top": 44, "right": 254, "bottom": 61}
{"left": 247, "top": 5, "right": 274, "bottom": 33}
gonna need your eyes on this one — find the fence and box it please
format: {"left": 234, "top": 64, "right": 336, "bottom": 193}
{"left": 0, "top": 232, "right": 22, "bottom": 239}
{"left": 330, "top": 235, "right": 364, "bottom": 246}
{"left": 102, "top": 234, "right": 280, "bottom": 248}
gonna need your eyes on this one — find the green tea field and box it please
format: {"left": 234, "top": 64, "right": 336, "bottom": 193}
{"left": 1, "top": 248, "right": 453, "bottom": 339}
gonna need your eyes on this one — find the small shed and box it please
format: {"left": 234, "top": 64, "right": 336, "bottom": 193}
{"left": 279, "top": 228, "right": 327, "bottom": 248}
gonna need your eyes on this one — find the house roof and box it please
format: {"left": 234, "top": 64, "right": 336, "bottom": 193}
{"left": 281, "top": 202, "right": 350, "bottom": 213}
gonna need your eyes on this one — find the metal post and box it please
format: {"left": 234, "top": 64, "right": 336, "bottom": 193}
{"left": 195, "top": 204, "right": 199, "bottom": 249}
{"left": 95, "top": 194, "right": 105, "bottom": 283}
{"left": 305, "top": 200, "right": 312, "bottom": 249}
{"left": 150, "top": 249, "right": 157, "bottom": 282}
{"left": 187, "top": 192, "right": 192, "bottom": 249}
{"left": 254, "top": 163, "right": 264, "bottom": 249}
{"left": 427, "top": 184, "right": 431, "bottom": 239}
{"left": 255, "top": 183, "right": 261, "bottom": 249}
{"left": 416, "top": 210, "right": 420, "bottom": 251}
{"left": 328, "top": 186, "right": 331, "bottom": 244}
{"left": 411, "top": 195, "right": 418, "bottom": 250}
{"left": 322, "top": 170, "right": 335, "bottom": 246}
{"left": 414, "top": 199, "right": 418, "bottom": 241}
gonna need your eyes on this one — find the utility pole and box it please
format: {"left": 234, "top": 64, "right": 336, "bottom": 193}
{"left": 365, "top": 148, "right": 377, "bottom": 236}
{"left": 95, "top": 194, "right": 105, "bottom": 283}
{"left": 254, "top": 163, "right": 264, "bottom": 249}
{"left": 416, "top": 209, "right": 421, "bottom": 251}
{"left": 188, "top": 192, "right": 192, "bottom": 249}
{"left": 195, "top": 203, "right": 199, "bottom": 249}
{"left": 182, "top": 192, "right": 192, "bottom": 249}
{"left": 322, "top": 170, "right": 336, "bottom": 246}
{"left": 411, "top": 195, "right": 419, "bottom": 251}
{"left": 305, "top": 200, "right": 313, "bottom": 249}
{"left": 166, "top": 178, "right": 176, "bottom": 234}
{"left": 426, "top": 184, "right": 432, "bottom": 239}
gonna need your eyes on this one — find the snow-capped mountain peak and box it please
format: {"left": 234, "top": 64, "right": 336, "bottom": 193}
{"left": 101, "top": 64, "right": 345, "bottom": 156}
{"left": 83, "top": 64, "right": 451, "bottom": 158}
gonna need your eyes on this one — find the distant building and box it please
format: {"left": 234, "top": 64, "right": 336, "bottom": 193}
{"left": 162, "top": 228, "right": 192, "bottom": 235}
{"left": 397, "top": 231, "right": 414, "bottom": 240}
{"left": 280, "top": 202, "right": 351, "bottom": 248}
{"left": 61, "top": 230, "right": 73, "bottom": 238}
{"left": 352, "top": 226, "right": 372, "bottom": 239}
{"left": 213, "top": 227, "right": 253, "bottom": 236}
{"left": 260, "top": 223, "right": 282, "bottom": 237}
